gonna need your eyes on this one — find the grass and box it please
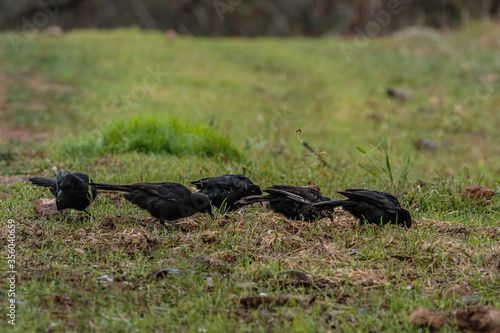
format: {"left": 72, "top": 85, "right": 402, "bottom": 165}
{"left": 0, "top": 21, "right": 499, "bottom": 332}
{"left": 60, "top": 116, "right": 242, "bottom": 161}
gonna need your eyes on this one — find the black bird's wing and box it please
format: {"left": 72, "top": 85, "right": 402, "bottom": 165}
{"left": 29, "top": 177, "right": 57, "bottom": 196}
{"left": 146, "top": 182, "right": 191, "bottom": 202}
{"left": 65, "top": 172, "right": 98, "bottom": 199}
{"left": 191, "top": 174, "right": 254, "bottom": 189}
{"left": 72, "top": 172, "right": 91, "bottom": 183}
{"left": 94, "top": 182, "right": 189, "bottom": 203}
{"left": 191, "top": 174, "right": 261, "bottom": 211}
{"left": 339, "top": 189, "right": 401, "bottom": 213}
{"left": 29, "top": 177, "right": 56, "bottom": 188}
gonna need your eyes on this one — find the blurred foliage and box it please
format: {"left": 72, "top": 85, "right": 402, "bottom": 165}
{"left": 0, "top": 0, "right": 499, "bottom": 36}
{"left": 60, "top": 116, "right": 243, "bottom": 161}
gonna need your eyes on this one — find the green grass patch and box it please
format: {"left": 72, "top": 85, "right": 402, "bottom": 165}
{"left": 60, "top": 116, "right": 243, "bottom": 161}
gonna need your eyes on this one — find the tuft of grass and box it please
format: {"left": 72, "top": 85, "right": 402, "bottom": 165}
{"left": 60, "top": 116, "right": 243, "bottom": 161}
{"left": 356, "top": 142, "right": 414, "bottom": 192}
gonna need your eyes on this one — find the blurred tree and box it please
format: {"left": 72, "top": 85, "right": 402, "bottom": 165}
{"left": 0, "top": 0, "right": 497, "bottom": 36}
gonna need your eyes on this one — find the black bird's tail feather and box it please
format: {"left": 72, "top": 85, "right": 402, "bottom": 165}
{"left": 312, "top": 200, "right": 357, "bottom": 208}
{"left": 29, "top": 177, "right": 55, "bottom": 188}
{"left": 92, "top": 183, "right": 133, "bottom": 192}
{"left": 235, "top": 195, "right": 272, "bottom": 207}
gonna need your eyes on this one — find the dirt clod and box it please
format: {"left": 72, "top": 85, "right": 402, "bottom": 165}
{"left": 456, "top": 306, "right": 500, "bottom": 333}
{"left": 409, "top": 307, "right": 446, "bottom": 332}
{"left": 33, "top": 198, "right": 59, "bottom": 217}
{"left": 445, "top": 285, "right": 470, "bottom": 298}
{"left": 462, "top": 185, "right": 496, "bottom": 201}
{"left": 199, "top": 231, "right": 218, "bottom": 243}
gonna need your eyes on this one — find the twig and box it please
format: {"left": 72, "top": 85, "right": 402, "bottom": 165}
{"left": 302, "top": 142, "right": 331, "bottom": 169}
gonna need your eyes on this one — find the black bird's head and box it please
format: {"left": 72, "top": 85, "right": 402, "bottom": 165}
{"left": 249, "top": 184, "right": 263, "bottom": 196}
{"left": 55, "top": 173, "right": 91, "bottom": 211}
{"left": 55, "top": 176, "right": 77, "bottom": 210}
{"left": 191, "top": 192, "right": 213, "bottom": 217}
{"left": 398, "top": 209, "right": 412, "bottom": 228}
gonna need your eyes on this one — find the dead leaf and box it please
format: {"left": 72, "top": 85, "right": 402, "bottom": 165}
{"left": 88, "top": 321, "right": 98, "bottom": 330}
{"left": 429, "top": 96, "right": 443, "bottom": 106}
{"left": 462, "top": 185, "right": 496, "bottom": 201}
{"left": 0, "top": 192, "right": 10, "bottom": 200}
{"left": 33, "top": 198, "right": 59, "bottom": 217}
{"left": 456, "top": 306, "right": 500, "bottom": 333}
{"left": 409, "top": 307, "right": 446, "bottom": 332}
{"left": 74, "top": 248, "right": 87, "bottom": 258}
{"left": 486, "top": 246, "right": 500, "bottom": 270}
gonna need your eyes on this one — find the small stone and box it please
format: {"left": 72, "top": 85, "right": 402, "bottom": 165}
{"left": 387, "top": 87, "right": 410, "bottom": 101}
{"left": 460, "top": 294, "right": 482, "bottom": 305}
{"left": 415, "top": 139, "right": 437, "bottom": 151}
{"left": 190, "top": 256, "right": 228, "bottom": 270}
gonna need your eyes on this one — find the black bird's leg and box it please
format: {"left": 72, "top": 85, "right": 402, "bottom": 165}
{"left": 83, "top": 209, "right": 92, "bottom": 216}
{"left": 160, "top": 219, "right": 187, "bottom": 232}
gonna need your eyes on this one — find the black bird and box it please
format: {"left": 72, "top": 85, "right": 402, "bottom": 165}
{"left": 191, "top": 174, "right": 262, "bottom": 212}
{"left": 236, "top": 185, "right": 332, "bottom": 222}
{"left": 93, "top": 182, "right": 213, "bottom": 228}
{"left": 29, "top": 171, "right": 97, "bottom": 214}
{"left": 313, "top": 189, "right": 412, "bottom": 227}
